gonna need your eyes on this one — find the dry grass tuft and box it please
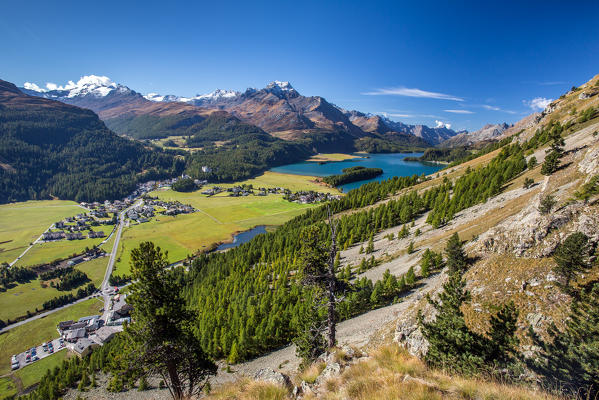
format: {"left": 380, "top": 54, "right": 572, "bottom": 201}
{"left": 309, "top": 345, "right": 565, "bottom": 400}
{"left": 297, "top": 362, "right": 326, "bottom": 384}
{"left": 206, "top": 378, "right": 290, "bottom": 400}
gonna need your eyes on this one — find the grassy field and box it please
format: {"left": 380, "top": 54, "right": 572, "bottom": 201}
{"left": 99, "top": 228, "right": 117, "bottom": 253}
{"left": 217, "top": 171, "right": 340, "bottom": 193}
{"left": 0, "top": 298, "right": 103, "bottom": 376}
{"left": 0, "top": 256, "right": 107, "bottom": 322}
{"left": 14, "top": 350, "right": 70, "bottom": 390}
{"left": 307, "top": 153, "right": 363, "bottom": 162}
{"left": 113, "top": 183, "right": 326, "bottom": 275}
{"left": 0, "top": 376, "right": 17, "bottom": 399}
{"left": 13, "top": 235, "right": 110, "bottom": 267}
{"left": 0, "top": 200, "right": 80, "bottom": 264}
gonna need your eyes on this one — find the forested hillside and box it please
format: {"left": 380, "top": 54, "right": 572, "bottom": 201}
{"left": 185, "top": 112, "right": 314, "bottom": 181}
{"left": 179, "top": 141, "right": 526, "bottom": 362}
{"left": 0, "top": 80, "right": 183, "bottom": 203}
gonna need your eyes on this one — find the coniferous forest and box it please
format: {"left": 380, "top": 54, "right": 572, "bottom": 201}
{"left": 0, "top": 81, "right": 183, "bottom": 203}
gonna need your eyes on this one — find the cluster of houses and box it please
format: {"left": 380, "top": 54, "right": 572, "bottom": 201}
{"left": 80, "top": 199, "right": 132, "bottom": 214}
{"left": 201, "top": 186, "right": 224, "bottom": 196}
{"left": 56, "top": 294, "right": 132, "bottom": 357}
{"left": 126, "top": 204, "right": 155, "bottom": 223}
{"left": 40, "top": 212, "right": 114, "bottom": 243}
{"left": 285, "top": 191, "right": 342, "bottom": 204}
{"left": 66, "top": 248, "right": 106, "bottom": 267}
{"left": 124, "top": 199, "right": 197, "bottom": 222}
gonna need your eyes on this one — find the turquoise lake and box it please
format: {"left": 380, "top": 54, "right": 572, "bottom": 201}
{"left": 271, "top": 153, "right": 444, "bottom": 192}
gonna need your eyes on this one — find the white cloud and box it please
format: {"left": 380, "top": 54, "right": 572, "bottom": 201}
{"left": 444, "top": 109, "right": 473, "bottom": 114}
{"left": 435, "top": 120, "right": 452, "bottom": 129}
{"left": 482, "top": 104, "right": 500, "bottom": 111}
{"left": 386, "top": 113, "right": 414, "bottom": 118}
{"left": 481, "top": 104, "right": 517, "bottom": 114}
{"left": 524, "top": 97, "right": 553, "bottom": 111}
{"left": 363, "top": 86, "right": 463, "bottom": 101}
{"left": 23, "top": 82, "right": 46, "bottom": 92}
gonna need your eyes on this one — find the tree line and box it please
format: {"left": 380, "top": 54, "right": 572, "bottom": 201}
{"left": 321, "top": 166, "right": 383, "bottom": 187}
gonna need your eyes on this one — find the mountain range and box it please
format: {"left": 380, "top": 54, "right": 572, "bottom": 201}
{"left": 21, "top": 75, "right": 476, "bottom": 148}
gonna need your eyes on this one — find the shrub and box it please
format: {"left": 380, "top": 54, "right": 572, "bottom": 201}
{"left": 538, "top": 195, "right": 556, "bottom": 215}
{"left": 523, "top": 177, "right": 534, "bottom": 189}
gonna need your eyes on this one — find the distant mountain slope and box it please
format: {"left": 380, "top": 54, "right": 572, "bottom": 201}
{"left": 346, "top": 110, "right": 455, "bottom": 146}
{"left": 185, "top": 112, "right": 313, "bottom": 181}
{"left": 440, "top": 123, "right": 510, "bottom": 147}
{"left": 22, "top": 76, "right": 458, "bottom": 148}
{"left": 21, "top": 75, "right": 215, "bottom": 140}
{"left": 0, "top": 79, "right": 182, "bottom": 203}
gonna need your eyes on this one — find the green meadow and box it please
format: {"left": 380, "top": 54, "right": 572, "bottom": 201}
{"left": 112, "top": 172, "right": 335, "bottom": 276}
{"left": 0, "top": 256, "right": 108, "bottom": 322}
{"left": 13, "top": 235, "right": 110, "bottom": 268}
{"left": 0, "top": 200, "right": 80, "bottom": 264}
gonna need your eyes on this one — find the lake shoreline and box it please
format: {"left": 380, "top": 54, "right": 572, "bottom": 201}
{"left": 271, "top": 152, "right": 444, "bottom": 193}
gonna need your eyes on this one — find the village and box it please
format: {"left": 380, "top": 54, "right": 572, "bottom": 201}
{"left": 201, "top": 184, "right": 341, "bottom": 204}
{"left": 10, "top": 290, "right": 132, "bottom": 371}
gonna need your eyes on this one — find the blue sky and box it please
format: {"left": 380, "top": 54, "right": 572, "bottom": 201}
{"left": 2, "top": 0, "right": 598, "bottom": 131}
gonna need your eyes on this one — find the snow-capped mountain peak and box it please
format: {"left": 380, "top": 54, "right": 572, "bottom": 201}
{"left": 23, "top": 75, "right": 122, "bottom": 98}
{"left": 265, "top": 80, "right": 294, "bottom": 92}
{"left": 144, "top": 88, "right": 239, "bottom": 103}
{"left": 195, "top": 89, "right": 239, "bottom": 101}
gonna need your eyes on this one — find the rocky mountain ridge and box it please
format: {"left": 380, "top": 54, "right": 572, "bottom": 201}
{"left": 20, "top": 76, "right": 462, "bottom": 146}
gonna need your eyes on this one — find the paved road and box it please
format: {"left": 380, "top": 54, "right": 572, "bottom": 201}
{"left": 0, "top": 295, "right": 103, "bottom": 334}
{"left": 100, "top": 200, "right": 141, "bottom": 322}
{"left": 8, "top": 225, "right": 53, "bottom": 267}
{"left": 0, "top": 201, "right": 140, "bottom": 334}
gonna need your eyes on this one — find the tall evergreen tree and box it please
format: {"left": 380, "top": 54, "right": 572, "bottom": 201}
{"left": 528, "top": 282, "right": 599, "bottom": 397}
{"left": 541, "top": 126, "right": 565, "bottom": 175}
{"left": 419, "top": 268, "right": 485, "bottom": 374}
{"left": 553, "top": 232, "right": 590, "bottom": 290}
{"left": 125, "top": 242, "right": 216, "bottom": 400}
{"left": 445, "top": 233, "right": 467, "bottom": 275}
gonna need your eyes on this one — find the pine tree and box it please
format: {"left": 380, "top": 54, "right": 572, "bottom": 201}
{"left": 293, "top": 290, "right": 327, "bottom": 364}
{"left": 523, "top": 177, "right": 534, "bottom": 189}
{"left": 405, "top": 266, "right": 416, "bottom": 286}
{"left": 125, "top": 242, "right": 217, "bottom": 399}
{"left": 445, "top": 233, "right": 467, "bottom": 274}
{"left": 541, "top": 128, "right": 565, "bottom": 175}
{"left": 541, "top": 150, "right": 561, "bottom": 175}
{"left": 527, "top": 156, "right": 537, "bottom": 169}
{"left": 486, "top": 302, "right": 519, "bottom": 366}
{"left": 365, "top": 236, "right": 375, "bottom": 254}
{"left": 528, "top": 282, "right": 599, "bottom": 397}
{"left": 419, "top": 270, "right": 486, "bottom": 374}
{"left": 407, "top": 241, "right": 415, "bottom": 254}
{"left": 538, "top": 194, "right": 556, "bottom": 215}
{"left": 420, "top": 249, "right": 432, "bottom": 278}
{"left": 553, "top": 232, "right": 590, "bottom": 290}
{"left": 228, "top": 341, "right": 240, "bottom": 364}
{"left": 77, "top": 370, "right": 89, "bottom": 392}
